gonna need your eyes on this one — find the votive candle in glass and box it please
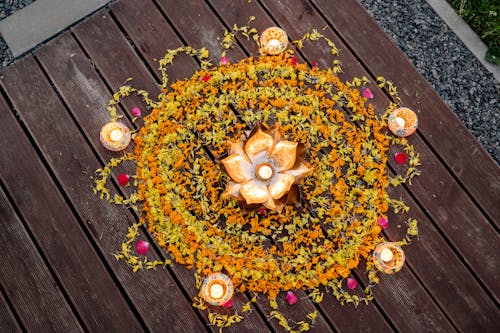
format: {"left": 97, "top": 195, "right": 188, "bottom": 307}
{"left": 373, "top": 242, "right": 405, "bottom": 274}
{"left": 201, "top": 273, "right": 234, "bottom": 306}
{"left": 100, "top": 121, "right": 131, "bottom": 151}
{"left": 388, "top": 107, "right": 418, "bottom": 137}
{"left": 260, "top": 27, "right": 288, "bottom": 55}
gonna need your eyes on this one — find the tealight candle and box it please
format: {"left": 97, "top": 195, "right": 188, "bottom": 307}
{"left": 100, "top": 121, "right": 131, "bottom": 151}
{"left": 201, "top": 273, "right": 234, "bottom": 306}
{"left": 388, "top": 107, "right": 418, "bottom": 137}
{"left": 373, "top": 242, "right": 405, "bottom": 274}
{"left": 260, "top": 27, "right": 288, "bottom": 55}
{"left": 256, "top": 164, "right": 273, "bottom": 180}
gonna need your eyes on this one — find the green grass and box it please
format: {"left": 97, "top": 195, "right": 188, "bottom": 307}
{"left": 447, "top": 0, "right": 499, "bottom": 64}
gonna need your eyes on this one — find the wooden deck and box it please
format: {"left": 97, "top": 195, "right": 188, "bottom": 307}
{"left": 0, "top": 0, "right": 498, "bottom": 331}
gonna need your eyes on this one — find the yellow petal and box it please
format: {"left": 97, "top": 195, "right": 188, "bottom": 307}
{"left": 240, "top": 180, "right": 269, "bottom": 204}
{"left": 244, "top": 129, "right": 274, "bottom": 161}
{"left": 268, "top": 173, "right": 295, "bottom": 199}
{"left": 283, "top": 159, "right": 313, "bottom": 183}
{"left": 222, "top": 154, "right": 252, "bottom": 183}
{"left": 270, "top": 140, "right": 297, "bottom": 171}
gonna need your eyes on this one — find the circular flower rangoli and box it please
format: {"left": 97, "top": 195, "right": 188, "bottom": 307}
{"left": 94, "top": 26, "right": 420, "bottom": 332}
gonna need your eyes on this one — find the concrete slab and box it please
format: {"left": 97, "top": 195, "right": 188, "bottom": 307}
{"left": 426, "top": 0, "right": 500, "bottom": 82}
{"left": 0, "top": 0, "right": 110, "bottom": 57}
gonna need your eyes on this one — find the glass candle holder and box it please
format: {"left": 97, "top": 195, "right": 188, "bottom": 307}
{"left": 260, "top": 27, "right": 288, "bottom": 55}
{"left": 373, "top": 242, "right": 405, "bottom": 274}
{"left": 100, "top": 121, "right": 131, "bottom": 151}
{"left": 201, "top": 273, "right": 234, "bottom": 306}
{"left": 388, "top": 107, "right": 418, "bottom": 137}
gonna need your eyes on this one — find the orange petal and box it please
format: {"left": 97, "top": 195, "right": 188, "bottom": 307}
{"left": 283, "top": 159, "right": 313, "bottom": 183}
{"left": 268, "top": 173, "right": 294, "bottom": 199}
{"left": 244, "top": 128, "right": 274, "bottom": 161}
{"left": 270, "top": 140, "right": 297, "bottom": 171}
{"left": 240, "top": 180, "right": 269, "bottom": 204}
{"left": 221, "top": 154, "right": 252, "bottom": 183}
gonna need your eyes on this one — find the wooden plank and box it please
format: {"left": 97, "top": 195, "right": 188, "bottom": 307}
{"left": 255, "top": 0, "right": 500, "bottom": 302}
{"left": 0, "top": 179, "right": 83, "bottom": 332}
{"left": 0, "top": 287, "right": 23, "bottom": 333}
{"left": 31, "top": 33, "right": 209, "bottom": 332}
{"left": 72, "top": 9, "right": 271, "bottom": 332}
{"left": 311, "top": 0, "right": 500, "bottom": 225}
{"left": 0, "top": 178, "right": 81, "bottom": 333}
{"left": 110, "top": 0, "right": 195, "bottom": 84}
{"left": 386, "top": 173, "right": 499, "bottom": 331}
{"left": 0, "top": 59, "right": 143, "bottom": 332}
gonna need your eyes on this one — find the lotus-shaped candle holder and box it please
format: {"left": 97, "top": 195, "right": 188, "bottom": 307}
{"left": 221, "top": 123, "right": 312, "bottom": 213}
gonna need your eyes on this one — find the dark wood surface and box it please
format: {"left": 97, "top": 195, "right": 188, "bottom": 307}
{"left": 0, "top": 0, "right": 498, "bottom": 332}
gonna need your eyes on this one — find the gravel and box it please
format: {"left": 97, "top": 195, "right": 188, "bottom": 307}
{"left": 0, "top": 0, "right": 33, "bottom": 19}
{"left": 0, "top": 0, "right": 498, "bottom": 163}
{"left": 360, "top": 0, "right": 499, "bottom": 164}
{"left": 1, "top": 0, "right": 35, "bottom": 66}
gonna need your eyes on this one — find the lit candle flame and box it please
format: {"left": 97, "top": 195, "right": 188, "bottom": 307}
{"left": 109, "top": 129, "right": 124, "bottom": 142}
{"left": 394, "top": 117, "right": 405, "bottom": 129}
{"left": 210, "top": 283, "right": 224, "bottom": 299}
{"left": 267, "top": 39, "right": 280, "bottom": 47}
{"left": 257, "top": 164, "right": 273, "bottom": 180}
{"left": 380, "top": 248, "right": 393, "bottom": 262}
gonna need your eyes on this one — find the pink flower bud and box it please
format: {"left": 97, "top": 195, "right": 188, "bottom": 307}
{"left": 347, "top": 277, "right": 358, "bottom": 290}
{"left": 222, "top": 299, "right": 233, "bottom": 308}
{"left": 135, "top": 240, "right": 149, "bottom": 255}
{"left": 117, "top": 173, "right": 130, "bottom": 186}
{"left": 286, "top": 291, "right": 298, "bottom": 305}
{"left": 377, "top": 217, "right": 389, "bottom": 229}
{"left": 362, "top": 88, "right": 374, "bottom": 99}
{"left": 131, "top": 107, "right": 141, "bottom": 117}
